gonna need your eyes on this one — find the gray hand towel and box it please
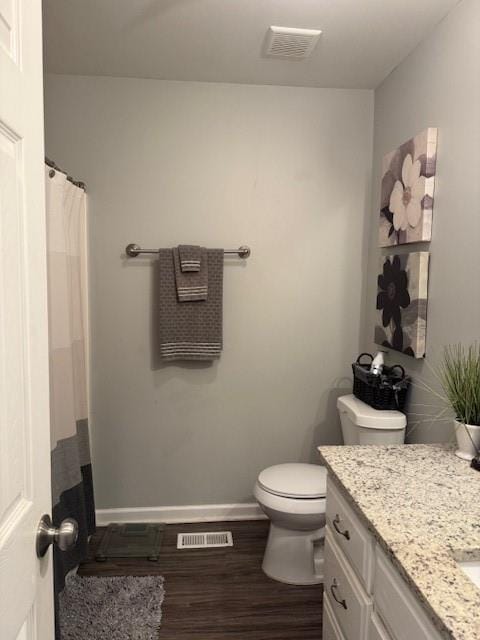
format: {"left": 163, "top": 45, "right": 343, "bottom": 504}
{"left": 159, "top": 248, "right": 223, "bottom": 361}
{"left": 173, "top": 247, "right": 208, "bottom": 302}
{"left": 178, "top": 244, "right": 201, "bottom": 272}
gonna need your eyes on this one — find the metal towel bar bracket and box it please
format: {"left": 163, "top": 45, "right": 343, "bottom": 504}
{"left": 125, "top": 243, "right": 251, "bottom": 259}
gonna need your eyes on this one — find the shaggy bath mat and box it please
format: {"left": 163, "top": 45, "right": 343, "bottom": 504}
{"left": 59, "top": 573, "right": 165, "bottom": 640}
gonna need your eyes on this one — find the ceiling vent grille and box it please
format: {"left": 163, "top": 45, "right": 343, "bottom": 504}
{"left": 265, "top": 26, "right": 322, "bottom": 60}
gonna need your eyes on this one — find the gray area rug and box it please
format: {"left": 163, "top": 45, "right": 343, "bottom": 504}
{"left": 59, "top": 573, "right": 165, "bottom": 640}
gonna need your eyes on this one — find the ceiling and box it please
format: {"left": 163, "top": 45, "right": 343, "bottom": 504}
{"left": 43, "top": 0, "right": 460, "bottom": 89}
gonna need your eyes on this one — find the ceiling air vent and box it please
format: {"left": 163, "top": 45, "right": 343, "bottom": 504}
{"left": 265, "top": 26, "right": 322, "bottom": 60}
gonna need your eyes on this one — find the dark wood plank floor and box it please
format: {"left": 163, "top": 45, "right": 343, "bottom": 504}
{"left": 79, "top": 520, "right": 323, "bottom": 639}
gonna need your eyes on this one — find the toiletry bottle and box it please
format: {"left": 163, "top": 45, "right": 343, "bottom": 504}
{"left": 370, "top": 351, "right": 385, "bottom": 376}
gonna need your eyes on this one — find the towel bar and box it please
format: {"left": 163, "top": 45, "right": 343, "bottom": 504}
{"left": 125, "top": 244, "right": 251, "bottom": 258}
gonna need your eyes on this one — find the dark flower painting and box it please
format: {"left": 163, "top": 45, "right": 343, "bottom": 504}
{"left": 379, "top": 128, "right": 437, "bottom": 247}
{"left": 374, "top": 252, "right": 430, "bottom": 358}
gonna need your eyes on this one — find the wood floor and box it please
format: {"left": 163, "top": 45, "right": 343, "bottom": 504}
{"left": 79, "top": 520, "right": 323, "bottom": 639}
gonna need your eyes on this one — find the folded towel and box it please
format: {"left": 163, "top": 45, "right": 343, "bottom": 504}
{"left": 159, "top": 248, "right": 223, "bottom": 361}
{"left": 173, "top": 247, "right": 208, "bottom": 302}
{"left": 178, "top": 244, "right": 201, "bottom": 272}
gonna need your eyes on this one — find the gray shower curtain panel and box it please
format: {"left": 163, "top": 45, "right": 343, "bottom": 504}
{"left": 45, "top": 166, "right": 96, "bottom": 637}
{"left": 51, "top": 420, "right": 95, "bottom": 592}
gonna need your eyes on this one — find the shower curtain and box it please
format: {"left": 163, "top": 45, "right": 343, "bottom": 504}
{"left": 45, "top": 165, "right": 96, "bottom": 629}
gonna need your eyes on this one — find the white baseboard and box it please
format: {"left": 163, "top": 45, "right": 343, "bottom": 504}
{"left": 96, "top": 502, "right": 267, "bottom": 526}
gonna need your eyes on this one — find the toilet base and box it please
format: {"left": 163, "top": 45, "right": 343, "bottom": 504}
{"left": 262, "top": 523, "right": 325, "bottom": 585}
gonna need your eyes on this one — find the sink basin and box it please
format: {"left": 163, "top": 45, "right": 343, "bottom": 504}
{"left": 458, "top": 560, "right": 480, "bottom": 589}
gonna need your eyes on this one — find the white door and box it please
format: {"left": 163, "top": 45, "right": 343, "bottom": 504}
{"left": 0, "top": 1, "right": 55, "bottom": 638}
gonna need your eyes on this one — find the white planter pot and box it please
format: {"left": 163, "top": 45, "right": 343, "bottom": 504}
{"left": 454, "top": 420, "right": 480, "bottom": 461}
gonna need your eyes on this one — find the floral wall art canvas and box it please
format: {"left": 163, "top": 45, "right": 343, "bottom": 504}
{"left": 379, "top": 128, "right": 437, "bottom": 247}
{"left": 375, "top": 252, "right": 430, "bottom": 358}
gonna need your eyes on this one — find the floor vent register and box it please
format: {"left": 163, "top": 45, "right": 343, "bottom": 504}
{"left": 177, "top": 531, "right": 233, "bottom": 549}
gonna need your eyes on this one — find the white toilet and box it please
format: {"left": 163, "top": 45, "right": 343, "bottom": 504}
{"left": 254, "top": 394, "right": 406, "bottom": 585}
{"left": 254, "top": 463, "right": 327, "bottom": 585}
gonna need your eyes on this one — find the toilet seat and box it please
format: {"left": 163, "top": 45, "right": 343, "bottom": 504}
{"left": 257, "top": 463, "right": 327, "bottom": 499}
{"left": 254, "top": 483, "right": 326, "bottom": 515}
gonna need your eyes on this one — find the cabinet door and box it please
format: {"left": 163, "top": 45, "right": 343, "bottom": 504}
{"left": 374, "top": 547, "right": 443, "bottom": 640}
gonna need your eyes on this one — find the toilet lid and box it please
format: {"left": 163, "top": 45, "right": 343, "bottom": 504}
{"left": 258, "top": 463, "right": 327, "bottom": 499}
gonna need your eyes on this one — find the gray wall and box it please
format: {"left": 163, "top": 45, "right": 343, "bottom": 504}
{"left": 361, "top": 0, "right": 480, "bottom": 442}
{"left": 44, "top": 75, "right": 373, "bottom": 508}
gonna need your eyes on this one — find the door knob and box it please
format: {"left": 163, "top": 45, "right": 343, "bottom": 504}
{"left": 36, "top": 514, "right": 79, "bottom": 558}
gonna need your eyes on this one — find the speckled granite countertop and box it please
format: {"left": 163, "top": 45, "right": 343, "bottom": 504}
{"left": 317, "top": 444, "right": 480, "bottom": 640}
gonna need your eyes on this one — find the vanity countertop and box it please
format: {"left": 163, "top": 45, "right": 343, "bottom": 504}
{"left": 317, "top": 444, "right": 480, "bottom": 640}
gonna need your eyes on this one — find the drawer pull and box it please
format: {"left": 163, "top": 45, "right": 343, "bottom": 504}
{"left": 333, "top": 514, "right": 350, "bottom": 540}
{"left": 330, "top": 578, "right": 348, "bottom": 610}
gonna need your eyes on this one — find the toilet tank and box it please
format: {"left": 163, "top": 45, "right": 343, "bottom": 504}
{"left": 337, "top": 394, "right": 406, "bottom": 445}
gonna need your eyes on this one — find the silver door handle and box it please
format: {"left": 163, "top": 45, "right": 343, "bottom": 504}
{"left": 36, "top": 514, "right": 78, "bottom": 558}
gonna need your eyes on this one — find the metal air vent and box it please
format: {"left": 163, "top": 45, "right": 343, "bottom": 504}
{"left": 177, "top": 531, "right": 233, "bottom": 549}
{"left": 265, "top": 26, "right": 322, "bottom": 60}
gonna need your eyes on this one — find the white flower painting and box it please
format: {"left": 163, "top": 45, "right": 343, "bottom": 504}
{"left": 379, "top": 128, "right": 437, "bottom": 247}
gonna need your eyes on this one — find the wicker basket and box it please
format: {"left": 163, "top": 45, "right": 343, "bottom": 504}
{"left": 352, "top": 353, "right": 410, "bottom": 411}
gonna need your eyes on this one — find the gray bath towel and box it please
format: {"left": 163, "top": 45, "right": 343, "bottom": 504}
{"left": 173, "top": 247, "right": 208, "bottom": 301}
{"left": 159, "top": 248, "right": 223, "bottom": 361}
{"left": 178, "top": 244, "right": 201, "bottom": 272}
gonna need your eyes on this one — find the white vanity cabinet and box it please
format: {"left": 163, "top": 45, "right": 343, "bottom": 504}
{"left": 323, "top": 478, "right": 443, "bottom": 640}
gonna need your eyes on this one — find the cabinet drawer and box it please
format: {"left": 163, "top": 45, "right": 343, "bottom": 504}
{"left": 323, "top": 593, "right": 347, "bottom": 640}
{"left": 374, "top": 547, "right": 443, "bottom": 640}
{"left": 324, "top": 529, "right": 372, "bottom": 640}
{"left": 326, "top": 477, "right": 374, "bottom": 591}
{"left": 368, "top": 613, "right": 393, "bottom": 640}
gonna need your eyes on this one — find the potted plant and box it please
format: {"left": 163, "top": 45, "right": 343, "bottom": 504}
{"left": 438, "top": 343, "right": 480, "bottom": 461}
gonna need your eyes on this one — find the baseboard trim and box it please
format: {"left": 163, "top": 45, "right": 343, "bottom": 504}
{"left": 96, "top": 502, "right": 267, "bottom": 526}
